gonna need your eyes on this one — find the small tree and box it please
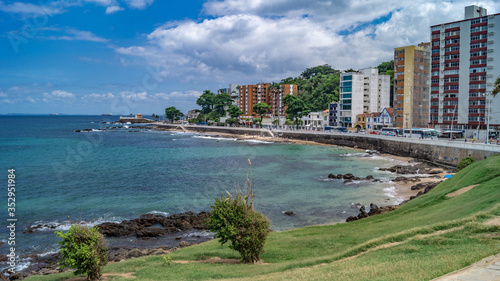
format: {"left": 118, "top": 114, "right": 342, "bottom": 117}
{"left": 282, "top": 95, "right": 310, "bottom": 129}
{"left": 56, "top": 225, "right": 108, "bottom": 281}
{"left": 165, "top": 106, "right": 184, "bottom": 123}
{"left": 457, "top": 156, "right": 476, "bottom": 172}
{"left": 206, "top": 160, "right": 270, "bottom": 263}
{"left": 253, "top": 103, "right": 271, "bottom": 128}
{"left": 226, "top": 118, "right": 239, "bottom": 127}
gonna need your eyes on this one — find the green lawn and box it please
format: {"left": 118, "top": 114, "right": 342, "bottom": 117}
{"left": 26, "top": 155, "right": 500, "bottom": 281}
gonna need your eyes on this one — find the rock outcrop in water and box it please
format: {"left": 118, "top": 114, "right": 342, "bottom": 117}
{"left": 97, "top": 211, "right": 210, "bottom": 238}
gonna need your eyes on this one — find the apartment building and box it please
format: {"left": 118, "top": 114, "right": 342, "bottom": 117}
{"left": 339, "top": 68, "right": 391, "bottom": 127}
{"left": 393, "top": 43, "right": 431, "bottom": 129}
{"left": 238, "top": 83, "right": 298, "bottom": 118}
{"left": 430, "top": 5, "right": 500, "bottom": 137}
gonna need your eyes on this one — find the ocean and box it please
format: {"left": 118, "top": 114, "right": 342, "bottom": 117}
{"left": 0, "top": 115, "right": 407, "bottom": 263}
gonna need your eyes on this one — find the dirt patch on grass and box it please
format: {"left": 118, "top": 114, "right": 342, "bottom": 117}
{"left": 484, "top": 217, "right": 500, "bottom": 226}
{"left": 446, "top": 184, "right": 479, "bottom": 198}
{"left": 174, "top": 257, "right": 241, "bottom": 264}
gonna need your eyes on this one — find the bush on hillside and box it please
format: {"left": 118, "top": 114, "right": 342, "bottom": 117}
{"left": 56, "top": 225, "right": 108, "bottom": 280}
{"left": 457, "top": 156, "right": 476, "bottom": 172}
{"left": 206, "top": 193, "right": 270, "bottom": 263}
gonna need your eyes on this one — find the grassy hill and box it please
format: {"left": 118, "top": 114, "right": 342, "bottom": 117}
{"left": 27, "top": 155, "right": 500, "bottom": 281}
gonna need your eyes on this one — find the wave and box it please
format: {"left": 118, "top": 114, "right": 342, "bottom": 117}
{"left": 243, "top": 139, "right": 273, "bottom": 144}
{"left": 28, "top": 216, "right": 124, "bottom": 233}
{"left": 147, "top": 210, "right": 170, "bottom": 216}
{"left": 182, "top": 230, "right": 214, "bottom": 238}
{"left": 383, "top": 186, "right": 405, "bottom": 205}
{"left": 192, "top": 135, "right": 237, "bottom": 141}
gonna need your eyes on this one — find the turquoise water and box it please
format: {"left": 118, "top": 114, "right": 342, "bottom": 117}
{"left": 0, "top": 116, "right": 405, "bottom": 257}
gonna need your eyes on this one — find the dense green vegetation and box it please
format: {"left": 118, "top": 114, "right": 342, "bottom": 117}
{"left": 29, "top": 155, "right": 500, "bottom": 281}
{"left": 55, "top": 225, "right": 107, "bottom": 281}
{"left": 207, "top": 193, "right": 270, "bottom": 263}
{"left": 457, "top": 156, "right": 476, "bottom": 172}
{"left": 493, "top": 75, "right": 500, "bottom": 97}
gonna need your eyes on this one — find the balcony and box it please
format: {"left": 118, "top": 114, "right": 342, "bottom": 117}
{"left": 487, "top": 40, "right": 494, "bottom": 45}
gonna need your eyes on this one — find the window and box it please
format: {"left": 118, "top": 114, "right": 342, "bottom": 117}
{"left": 470, "top": 59, "right": 487, "bottom": 65}
{"left": 444, "top": 77, "right": 459, "bottom": 83}
{"left": 431, "top": 26, "right": 441, "bottom": 31}
{"left": 343, "top": 75, "right": 352, "bottom": 81}
{"left": 444, "top": 54, "right": 460, "bottom": 60}
{"left": 444, "top": 46, "right": 460, "bottom": 52}
{"left": 469, "top": 100, "right": 486, "bottom": 105}
{"left": 445, "top": 38, "right": 460, "bottom": 44}
{"left": 471, "top": 18, "right": 481, "bottom": 24}
{"left": 431, "top": 101, "right": 439, "bottom": 106}
{"left": 470, "top": 76, "right": 486, "bottom": 81}
{"left": 431, "top": 78, "right": 440, "bottom": 84}
{"left": 431, "top": 86, "right": 439, "bottom": 91}
{"left": 432, "top": 64, "right": 440, "bottom": 69}
{"left": 342, "top": 81, "right": 352, "bottom": 87}
{"left": 432, "top": 49, "right": 440, "bottom": 54}
{"left": 432, "top": 34, "right": 440, "bottom": 39}
{"left": 444, "top": 85, "right": 459, "bottom": 90}
{"left": 444, "top": 69, "right": 460, "bottom": 75}
{"left": 432, "top": 41, "right": 440, "bottom": 46}
{"left": 432, "top": 56, "right": 441, "bottom": 61}
{"left": 470, "top": 67, "right": 487, "bottom": 73}
{"left": 341, "top": 87, "right": 352, "bottom": 93}
{"left": 471, "top": 42, "right": 487, "bottom": 49}
{"left": 470, "top": 51, "right": 487, "bottom": 57}
{"left": 469, "top": 83, "right": 486, "bottom": 89}
{"left": 444, "top": 61, "right": 460, "bottom": 67}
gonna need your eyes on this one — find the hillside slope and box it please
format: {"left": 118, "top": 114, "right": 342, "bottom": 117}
{"left": 27, "top": 155, "right": 500, "bottom": 281}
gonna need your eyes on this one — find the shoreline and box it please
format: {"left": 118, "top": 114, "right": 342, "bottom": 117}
{"left": 161, "top": 127, "right": 451, "bottom": 204}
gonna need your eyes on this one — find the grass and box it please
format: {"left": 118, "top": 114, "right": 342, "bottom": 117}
{"left": 26, "top": 154, "right": 500, "bottom": 281}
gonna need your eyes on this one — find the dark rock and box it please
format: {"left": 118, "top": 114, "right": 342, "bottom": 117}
{"left": 367, "top": 203, "right": 380, "bottom": 216}
{"left": 74, "top": 130, "right": 81, "bottom": 132}
{"left": 327, "top": 173, "right": 335, "bottom": 179}
{"left": 365, "top": 175, "right": 374, "bottom": 180}
{"left": 283, "top": 211, "right": 296, "bottom": 216}
{"left": 343, "top": 173, "right": 354, "bottom": 180}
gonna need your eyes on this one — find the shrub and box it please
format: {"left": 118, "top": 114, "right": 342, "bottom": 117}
{"left": 206, "top": 194, "right": 270, "bottom": 263}
{"left": 457, "top": 156, "right": 476, "bottom": 172}
{"left": 56, "top": 225, "right": 108, "bottom": 280}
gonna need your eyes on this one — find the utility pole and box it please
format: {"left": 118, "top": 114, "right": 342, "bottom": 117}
{"left": 486, "top": 91, "right": 490, "bottom": 142}
{"left": 450, "top": 104, "right": 457, "bottom": 141}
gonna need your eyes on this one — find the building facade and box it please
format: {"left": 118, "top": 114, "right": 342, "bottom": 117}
{"left": 339, "top": 68, "right": 391, "bottom": 127}
{"left": 328, "top": 102, "right": 339, "bottom": 127}
{"left": 393, "top": 43, "right": 431, "bottom": 129}
{"left": 238, "top": 83, "right": 298, "bottom": 119}
{"left": 430, "top": 5, "right": 500, "bottom": 138}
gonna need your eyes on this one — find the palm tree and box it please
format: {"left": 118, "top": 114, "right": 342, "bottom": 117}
{"left": 493, "top": 76, "right": 500, "bottom": 97}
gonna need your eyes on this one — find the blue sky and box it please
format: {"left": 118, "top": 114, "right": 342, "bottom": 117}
{"left": 0, "top": 0, "right": 499, "bottom": 115}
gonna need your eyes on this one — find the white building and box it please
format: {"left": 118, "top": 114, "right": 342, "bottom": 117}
{"left": 302, "top": 110, "right": 329, "bottom": 129}
{"left": 430, "top": 5, "right": 500, "bottom": 139}
{"left": 339, "top": 68, "right": 391, "bottom": 127}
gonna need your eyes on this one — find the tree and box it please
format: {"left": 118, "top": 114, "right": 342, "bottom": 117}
{"left": 493, "top": 76, "right": 500, "bottom": 97}
{"left": 56, "top": 225, "right": 108, "bottom": 281}
{"left": 164, "top": 106, "right": 184, "bottom": 123}
{"left": 282, "top": 95, "right": 310, "bottom": 128}
{"left": 252, "top": 103, "right": 271, "bottom": 128}
{"left": 225, "top": 118, "right": 239, "bottom": 126}
{"left": 214, "top": 93, "right": 233, "bottom": 116}
{"left": 196, "top": 90, "right": 216, "bottom": 114}
{"left": 301, "top": 65, "right": 336, "bottom": 79}
{"left": 227, "top": 105, "right": 243, "bottom": 119}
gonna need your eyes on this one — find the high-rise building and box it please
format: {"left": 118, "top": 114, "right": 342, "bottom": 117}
{"left": 339, "top": 68, "right": 391, "bottom": 128}
{"left": 430, "top": 5, "right": 500, "bottom": 138}
{"left": 238, "top": 83, "right": 298, "bottom": 118}
{"left": 393, "top": 43, "right": 431, "bottom": 129}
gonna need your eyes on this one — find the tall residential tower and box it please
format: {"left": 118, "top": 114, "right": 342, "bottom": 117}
{"left": 430, "top": 5, "right": 499, "bottom": 138}
{"left": 393, "top": 43, "right": 431, "bottom": 129}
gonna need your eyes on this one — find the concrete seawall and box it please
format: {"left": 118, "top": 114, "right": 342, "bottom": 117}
{"left": 157, "top": 124, "right": 500, "bottom": 168}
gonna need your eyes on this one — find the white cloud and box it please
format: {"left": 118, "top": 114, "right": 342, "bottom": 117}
{"left": 106, "top": 5, "right": 124, "bottom": 14}
{"left": 84, "top": 0, "right": 116, "bottom": 6}
{"left": 123, "top": 0, "right": 154, "bottom": 9}
{"left": 0, "top": 91, "right": 7, "bottom": 98}
{"left": 84, "top": 93, "right": 116, "bottom": 100}
{"left": 47, "top": 28, "right": 108, "bottom": 43}
{"left": 0, "top": 99, "right": 14, "bottom": 104}
{"left": 26, "top": 96, "right": 36, "bottom": 103}
{"left": 154, "top": 91, "right": 202, "bottom": 100}
{"left": 0, "top": 1, "right": 64, "bottom": 16}
{"left": 120, "top": 91, "right": 148, "bottom": 100}
{"left": 116, "top": 0, "right": 499, "bottom": 83}
{"left": 43, "top": 90, "right": 75, "bottom": 102}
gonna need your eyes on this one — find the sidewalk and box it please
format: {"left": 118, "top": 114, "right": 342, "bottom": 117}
{"left": 433, "top": 254, "right": 500, "bottom": 281}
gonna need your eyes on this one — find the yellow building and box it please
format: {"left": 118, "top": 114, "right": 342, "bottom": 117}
{"left": 393, "top": 43, "right": 431, "bottom": 129}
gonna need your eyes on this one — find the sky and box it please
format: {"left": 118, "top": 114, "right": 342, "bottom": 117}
{"left": 0, "top": 0, "right": 499, "bottom": 115}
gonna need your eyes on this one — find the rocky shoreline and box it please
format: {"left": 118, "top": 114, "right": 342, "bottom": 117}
{"left": 344, "top": 163, "right": 448, "bottom": 222}
{"left": 4, "top": 212, "right": 212, "bottom": 280}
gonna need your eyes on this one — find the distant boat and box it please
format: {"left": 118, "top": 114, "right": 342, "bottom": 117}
{"left": 49, "top": 114, "right": 58, "bottom": 116}
{"left": 101, "top": 113, "right": 113, "bottom": 116}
